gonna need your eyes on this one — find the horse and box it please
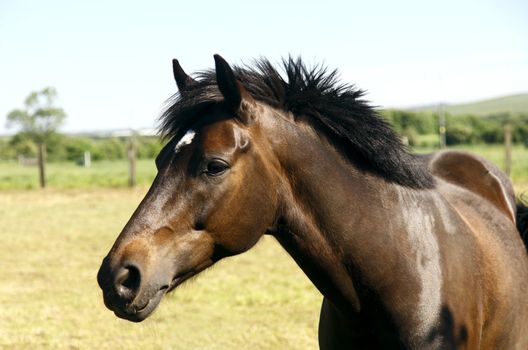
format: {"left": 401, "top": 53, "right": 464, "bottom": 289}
{"left": 97, "top": 55, "right": 528, "bottom": 349}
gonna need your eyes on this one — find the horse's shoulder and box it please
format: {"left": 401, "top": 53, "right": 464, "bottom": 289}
{"left": 426, "top": 150, "right": 516, "bottom": 221}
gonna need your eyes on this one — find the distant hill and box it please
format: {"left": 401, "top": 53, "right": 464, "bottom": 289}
{"left": 411, "top": 93, "right": 528, "bottom": 116}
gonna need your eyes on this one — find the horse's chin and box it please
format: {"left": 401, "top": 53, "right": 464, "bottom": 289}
{"left": 112, "top": 288, "right": 167, "bottom": 323}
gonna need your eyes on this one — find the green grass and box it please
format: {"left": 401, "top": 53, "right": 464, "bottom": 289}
{"left": 0, "top": 189, "right": 321, "bottom": 349}
{"left": 0, "top": 159, "right": 158, "bottom": 189}
{"left": 413, "top": 93, "right": 528, "bottom": 116}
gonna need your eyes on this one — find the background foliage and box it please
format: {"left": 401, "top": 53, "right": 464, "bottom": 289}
{"left": 381, "top": 110, "right": 528, "bottom": 147}
{"left": 0, "top": 134, "right": 163, "bottom": 162}
{"left": 2, "top": 110, "right": 527, "bottom": 163}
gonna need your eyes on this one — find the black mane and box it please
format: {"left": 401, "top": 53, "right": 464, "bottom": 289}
{"left": 159, "top": 57, "right": 434, "bottom": 189}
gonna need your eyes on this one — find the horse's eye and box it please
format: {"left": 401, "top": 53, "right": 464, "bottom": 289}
{"left": 205, "top": 159, "right": 229, "bottom": 177}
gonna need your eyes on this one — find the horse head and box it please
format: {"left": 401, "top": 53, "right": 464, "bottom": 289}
{"left": 97, "top": 55, "right": 281, "bottom": 321}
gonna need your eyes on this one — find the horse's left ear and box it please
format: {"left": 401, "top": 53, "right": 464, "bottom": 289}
{"left": 172, "top": 59, "right": 196, "bottom": 92}
{"left": 214, "top": 54, "right": 255, "bottom": 123}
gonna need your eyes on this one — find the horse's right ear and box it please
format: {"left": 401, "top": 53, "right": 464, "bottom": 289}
{"left": 214, "top": 54, "right": 255, "bottom": 123}
{"left": 172, "top": 59, "right": 196, "bottom": 92}
{"left": 214, "top": 54, "right": 242, "bottom": 110}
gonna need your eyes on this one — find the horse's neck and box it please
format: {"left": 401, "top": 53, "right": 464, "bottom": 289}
{"left": 264, "top": 112, "right": 433, "bottom": 315}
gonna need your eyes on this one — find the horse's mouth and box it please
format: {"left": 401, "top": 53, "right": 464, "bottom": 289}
{"left": 108, "top": 259, "right": 214, "bottom": 322}
{"left": 112, "top": 288, "right": 166, "bottom": 322}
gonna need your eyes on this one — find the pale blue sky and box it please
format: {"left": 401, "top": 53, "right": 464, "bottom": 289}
{"left": 1, "top": 0, "right": 527, "bottom": 134}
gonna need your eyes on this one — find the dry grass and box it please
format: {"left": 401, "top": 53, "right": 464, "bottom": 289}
{"left": 0, "top": 189, "right": 321, "bottom": 349}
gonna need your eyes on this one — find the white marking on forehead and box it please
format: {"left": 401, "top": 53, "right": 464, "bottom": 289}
{"left": 174, "top": 129, "right": 196, "bottom": 153}
{"left": 396, "top": 188, "right": 442, "bottom": 344}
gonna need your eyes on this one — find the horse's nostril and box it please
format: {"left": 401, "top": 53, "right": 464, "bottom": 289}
{"left": 114, "top": 264, "right": 141, "bottom": 301}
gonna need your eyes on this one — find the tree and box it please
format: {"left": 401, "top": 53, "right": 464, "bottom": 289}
{"left": 6, "top": 87, "right": 66, "bottom": 188}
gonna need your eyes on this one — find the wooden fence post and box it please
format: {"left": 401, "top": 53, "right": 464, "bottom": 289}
{"left": 504, "top": 123, "right": 512, "bottom": 177}
{"left": 84, "top": 151, "right": 91, "bottom": 168}
{"left": 128, "top": 137, "right": 137, "bottom": 187}
{"left": 38, "top": 142, "right": 47, "bottom": 188}
{"left": 438, "top": 104, "right": 446, "bottom": 149}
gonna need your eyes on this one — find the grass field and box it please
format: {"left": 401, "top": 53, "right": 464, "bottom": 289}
{"left": 0, "top": 159, "right": 158, "bottom": 190}
{"left": 0, "top": 189, "right": 321, "bottom": 349}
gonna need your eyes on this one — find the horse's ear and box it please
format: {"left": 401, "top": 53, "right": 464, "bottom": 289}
{"left": 214, "top": 54, "right": 255, "bottom": 121}
{"left": 172, "top": 59, "right": 196, "bottom": 92}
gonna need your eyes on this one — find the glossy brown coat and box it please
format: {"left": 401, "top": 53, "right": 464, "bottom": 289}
{"left": 98, "top": 56, "right": 528, "bottom": 349}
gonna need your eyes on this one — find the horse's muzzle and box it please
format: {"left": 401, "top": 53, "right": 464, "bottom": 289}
{"left": 97, "top": 256, "right": 167, "bottom": 322}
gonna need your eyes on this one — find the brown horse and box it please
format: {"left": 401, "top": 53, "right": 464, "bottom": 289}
{"left": 97, "top": 55, "right": 528, "bottom": 349}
